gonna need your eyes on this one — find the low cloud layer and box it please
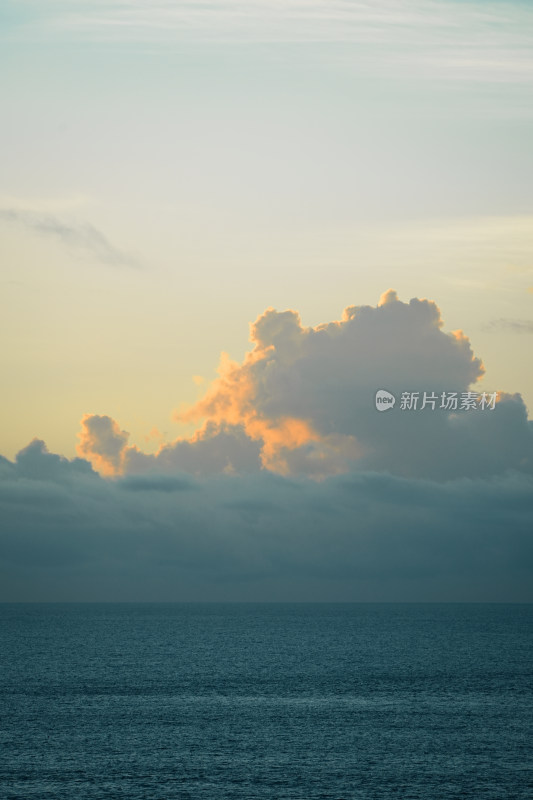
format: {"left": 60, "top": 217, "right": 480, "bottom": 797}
{"left": 0, "top": 439, "right": 532, "bottom": 602}
{"left": 77, "top": 291, "right": 533, "bottom": 480}
{"left": 2, "top": 291, "right": 532, "bottom": 602}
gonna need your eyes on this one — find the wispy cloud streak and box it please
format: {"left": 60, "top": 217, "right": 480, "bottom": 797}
{"left": 487, "top": 318, "right": 533, "bottom": 334}
{"left": 6, "top": 1, "right": 533, "bottom": 85}
{"left": 0, "top": 208, "right": 140, "bottom": 268}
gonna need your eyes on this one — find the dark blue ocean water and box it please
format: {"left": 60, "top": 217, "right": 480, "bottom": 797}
{"left": 0, "top": 604, "right": 531, "bottom": 799}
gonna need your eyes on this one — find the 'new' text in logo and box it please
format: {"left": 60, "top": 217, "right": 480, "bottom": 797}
{"left": 375, "top": 390, "right": 396, "bottom": 411}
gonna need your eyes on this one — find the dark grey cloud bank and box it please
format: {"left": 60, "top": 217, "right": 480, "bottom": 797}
{"left": 0, "top": 440, "right": 531, "bottom": 602}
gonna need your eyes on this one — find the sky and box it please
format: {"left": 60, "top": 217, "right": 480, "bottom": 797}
{"left": 1, "top": 0, "right": 532, "bottom": 601}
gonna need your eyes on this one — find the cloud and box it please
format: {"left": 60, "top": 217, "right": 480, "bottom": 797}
{"left": 9, "top": 0, "right": 533, "bottom": 92}
{"left": 13, "top": 438, "right": 96, "bottom": 482}
{"left": 486, "top": 318, "right": 533, "bottom": 334}
{"left": 77, "top": 414, "right": 130, "bottom": 476}
{"left": 76, "top": 291, "right": 533, "bottom": 481}
{"left": 77, "top": 415, "right": 263, "bottom": 477}
{"left": 0, "top": 208, "right": 139, "bottom": 268}
{"left": 2, "top": 289, "right": 533, "bottom": 602}
{"left": 174, "top": 292, "right": 529, "bottom": 479}
{"left": 0, "top": 444, "right": 532, "bottom": 601}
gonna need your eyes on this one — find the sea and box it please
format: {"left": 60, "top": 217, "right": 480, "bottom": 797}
{"left": 0, "top": 603, "right": 531, "bottom": 799}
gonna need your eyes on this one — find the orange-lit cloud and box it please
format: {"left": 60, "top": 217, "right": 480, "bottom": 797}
{"left": 77, "top": 414, "right": 129, "bottom": 476}
{"left": 76, "top": 292, "right": 532, "bottom": 481}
